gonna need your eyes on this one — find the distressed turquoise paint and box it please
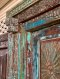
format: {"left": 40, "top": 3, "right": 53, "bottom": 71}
{"left": 18, "top": 33, "right": 20, "bottom": 79}
{"left": 21, "top": 32, "right": 26, "bottom": 79}
{"left": 26, "top": 32, "right": 33, "bottom": 79}
{"left": 21, "top": 36, "right": 24, "bottom": 79}
{"left": 27, "top": 32, "right": 31, "bottom": 43}
{"left": 25, "top": 19, "right": 46, "bottom": 30}
{"left": 37, "top": 42, "right": 39, "bottom": 79}
{"left": 20, "top": 30, "right": 26, "bottom": 79}
{"left": 33, "top": 40, "right": 39, "bottom": 79}
{"left": 27, "top": 32, "right": 31, "bottom": 52}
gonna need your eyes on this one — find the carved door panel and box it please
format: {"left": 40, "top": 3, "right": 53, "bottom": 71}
{"left": 40, "top": 25, "right": 60, "bottom": 79}
{"left": 32, "top": 24, "right": 60, "bottom": 79}
{"left": 40, "top": 38, "right": 60, "bottom": 79}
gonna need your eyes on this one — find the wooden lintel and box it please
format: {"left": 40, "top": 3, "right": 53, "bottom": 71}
{"left": 19, "top": 4, "right": 60, "bottom": 23}
{"left": 27, "top": 18, "right": 60, "bottom": 32}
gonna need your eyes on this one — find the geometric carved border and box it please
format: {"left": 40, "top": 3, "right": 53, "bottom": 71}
{"left": 6, "top": 0, "right": 39, "bottom": 18}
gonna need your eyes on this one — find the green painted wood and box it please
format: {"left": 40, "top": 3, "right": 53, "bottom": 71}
{"left": 8, "top": 33, "right": 18, "bottom": 79}
{"left": 20, "top": 28, "right": 26, "bottom": 79}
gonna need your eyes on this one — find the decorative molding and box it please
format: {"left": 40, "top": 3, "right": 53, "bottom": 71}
{"left": 6, "top": 0, "right": 39, "bottom": 18}
{"left": 17, "top": 0, "right": 60, "bottom": 23}
{"left": 6, "top": 18, "right": 18, "bottom": 32}
{"left": 24, "top": 7, "right": 60, "bottom": 31}
{"left": 6, "top": 18, "right": 18, "bottom": 26}
{"left": 6, "top": 0, "right": 60, "bottom": 31}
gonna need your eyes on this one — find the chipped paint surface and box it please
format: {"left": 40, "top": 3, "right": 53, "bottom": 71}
{"left": 7, "top": 28, "right": 60, "bottom": 79}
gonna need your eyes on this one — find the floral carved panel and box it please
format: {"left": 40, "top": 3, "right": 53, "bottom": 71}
{"left": 40, "top": 38, "right": 60, "bottom": 79}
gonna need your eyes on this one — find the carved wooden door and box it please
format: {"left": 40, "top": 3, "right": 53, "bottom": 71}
{"left": 40, "top": 38, "right": 60, "bottom": 79}
{"left": 32, "top": 24, "right": 60, "bottom": 79}
{"left": 40, "top": 25, "right": 60, "bottom": 79}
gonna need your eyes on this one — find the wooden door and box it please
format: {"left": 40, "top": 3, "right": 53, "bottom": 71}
{"left": 40, "top": 25, "right": 60, "bottom": 79}
{"left": 32, "top": 24, "right": 60, "bottom": 79}
{"left": 40, "top": 38, "right": 60, "bottom": 79}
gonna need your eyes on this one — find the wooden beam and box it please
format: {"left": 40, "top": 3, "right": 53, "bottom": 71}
{"left": 27, "top": 18, "right": 60, "bottom": 32}
{"left": 19, "top": 4, "right": 60, "bottom": 23}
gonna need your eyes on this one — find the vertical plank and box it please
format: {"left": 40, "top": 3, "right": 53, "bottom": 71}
{"left": 20, "top": 27, "right": 26, "bottom": 79}
{"left": 17, "top": 33, "right": 20, "bottom": 79}
{"left": 26, "top": 32, "right": 33, "bottom": 79}
{"left": 12, "top": 34, "right": 18, "bottom": 79}
{"left": 7, "top": 33, "right": 13, "bottom": 79}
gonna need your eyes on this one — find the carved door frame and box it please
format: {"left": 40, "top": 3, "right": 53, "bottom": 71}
{"left": 31, "top": 24, "right": 60, "bottom": 79}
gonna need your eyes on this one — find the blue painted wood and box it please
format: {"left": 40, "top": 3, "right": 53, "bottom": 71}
{"left": 24, "top": 19, "right": 46, "bottom": 30}
{"left": 33, "top": 40, "right": 39, "bottom": 79}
